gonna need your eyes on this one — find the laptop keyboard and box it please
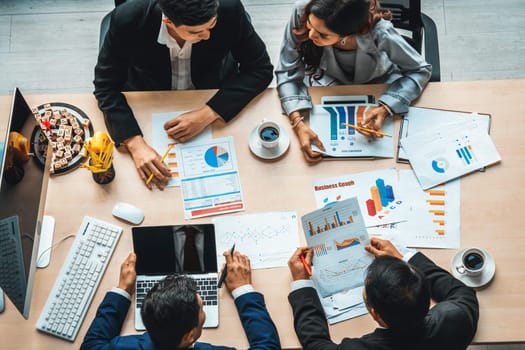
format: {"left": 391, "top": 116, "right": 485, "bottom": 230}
{"left": 136, "top": 275, "right": 218, "bottom": 309}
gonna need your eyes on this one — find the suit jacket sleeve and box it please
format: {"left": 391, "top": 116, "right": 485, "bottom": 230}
{"left": 234, "top": 292, "right": 281, "bottom": 350}
{"left": 201, "top": 0, "right": 273, "bottom": 122}
{"left": 409, "top": 252, "right": 479, "bottom": 348}
{"left": 93, "top": 2, "right": 154, "bottom": 144}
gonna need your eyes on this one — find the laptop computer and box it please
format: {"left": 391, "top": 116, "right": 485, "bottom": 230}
{"left": 132, "top": 224, "right": 219, "bottom": 330}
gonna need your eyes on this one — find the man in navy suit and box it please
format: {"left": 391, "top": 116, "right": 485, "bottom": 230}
{"left": 288, "top": 238, "right": 479, "bottom": 350}
{"left": 94, "top": 0, "right": 273, "bottom": 190}
{"left": 80, "top": 250, "right": 280, "bottom": 350}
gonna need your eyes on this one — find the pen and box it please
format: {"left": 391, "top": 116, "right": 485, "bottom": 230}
{"left": 217, "top": 243, "right": 236, "bottom": 288}
{"left": 146, "top": 144, "right": 174, "bottom": 185}
{"left": 343, "top": 122, "right": 392, "bottom": 137}
{"left": 300, "top": 255, "right": 312, "bottom": 276}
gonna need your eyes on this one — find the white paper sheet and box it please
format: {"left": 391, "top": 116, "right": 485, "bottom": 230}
{"left": 178, "top": 136, "right": 244, "bottom": 219}
{"left": 151, "top": 111, "right": 212, "bottom": 187}
{"left": 213, "top": 211, "right": 300, "bottom": 269}
{"left": 313, "top": 168, "right": 408, "bottom": 227}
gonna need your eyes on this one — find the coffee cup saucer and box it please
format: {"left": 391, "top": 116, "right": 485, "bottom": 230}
{"left": 451, "top": 248, "right": 496, "bottom": 288}
{"left": 249, "top": 125, "right": 290, "bottom": 160}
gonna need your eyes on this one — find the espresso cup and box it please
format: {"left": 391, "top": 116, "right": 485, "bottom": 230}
{"left": 257, "top": 120, "right": 280, "bottom": 149}
{"left": 456, "top": 248, "right": 485, "bottom": 277}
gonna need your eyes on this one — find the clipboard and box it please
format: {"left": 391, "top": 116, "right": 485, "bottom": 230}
{"left": 397, "top": 106, "right": 492, "bottom": 164}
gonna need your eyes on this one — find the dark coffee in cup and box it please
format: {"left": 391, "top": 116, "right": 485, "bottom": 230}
{"left": 456, "top": 248, "right": 486, "bottom": 277}
{"left": 260, "top": 126, "right": 279, "bottom": 142}
{"left": 464, "top": 251, "right": 484, "bottom": 271}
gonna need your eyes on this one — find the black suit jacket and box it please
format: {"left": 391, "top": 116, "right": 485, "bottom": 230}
{"left": 94, "top": 0, "right": 273, "bottom": 144}
{"left": 288, "top": 253, "right": 479, "bottom": 350}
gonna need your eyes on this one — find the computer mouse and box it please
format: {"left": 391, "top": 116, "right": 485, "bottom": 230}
{"left": 112, "top": 202, "right": 145, "bottom": 225}
{"left": 0, "top": 287, "right": 4, "bottom": 313}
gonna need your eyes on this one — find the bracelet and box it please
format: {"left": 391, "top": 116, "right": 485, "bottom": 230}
{"left": 291, "top": 116, "right": 305, "bottom": 129}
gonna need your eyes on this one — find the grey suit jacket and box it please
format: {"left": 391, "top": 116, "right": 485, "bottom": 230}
{"left": 275, "top": 0, "right": 431, "bottom": 116}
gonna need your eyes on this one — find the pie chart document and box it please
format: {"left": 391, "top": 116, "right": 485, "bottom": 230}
{"left": 177, "top": 136, "right": 244, "bottom": 219}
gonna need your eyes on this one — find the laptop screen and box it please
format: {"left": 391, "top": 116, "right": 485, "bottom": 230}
{"left": 132, "top": 224, "right": 218, "bottom": 275}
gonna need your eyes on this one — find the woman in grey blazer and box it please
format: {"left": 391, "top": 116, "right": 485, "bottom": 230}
{"left": 275, "top": 0, "right": 431, "bottom": 162}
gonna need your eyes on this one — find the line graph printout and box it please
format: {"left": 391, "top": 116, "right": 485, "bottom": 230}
{"left": 213, "top": 211, "right": 300, "bottom": 269}
{"left": 301, "top": 198, "right": 373, "bottom": 297}
{"left": 152, "top": 111, "right": 212, "bottom": 187}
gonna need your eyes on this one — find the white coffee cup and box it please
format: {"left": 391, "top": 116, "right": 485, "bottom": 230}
{"left": 257, "top": 120, "right": 280, "bottom": 149}
{"left": 455, "top": 248, "right": 485, "bottom": 277}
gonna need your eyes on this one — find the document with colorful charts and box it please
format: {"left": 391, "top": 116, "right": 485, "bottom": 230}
{"left": 312, "top": 168, "right": 408, "bottom": 227}
{"left": 212, "top": 211, "right": 300, "bottom": 270}
{"left": 400, "top": 121, "right": 501, "bottom": 190}
{"left": 301, "top": 197, "right": 373, "bottom": 298}
{"left": 309, "top": 103, "right": 394, "bottom": 158}
{"left": 152, "top": 111, "right": 212, "bottom": 187}
{"left": 393, "top": 170, "right": 461, "bottom": 248}
{"left": 178, "top": 136, "right": 244, "bottom": 219}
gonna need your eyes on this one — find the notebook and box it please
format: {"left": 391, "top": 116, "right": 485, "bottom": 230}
{"left": 132, "top": 224, "right": 219, "bottom": 330}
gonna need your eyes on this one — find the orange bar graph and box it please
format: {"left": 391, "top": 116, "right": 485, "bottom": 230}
{"left": 433, "top": 219, "right": 445, "bottom": 226}
{"left": 309, "top": 222, "right": 314, "bottom": 236}
{"left": 348, "top": 215, "right": 353, "bottom": 223}
{"left": 429, "top": 210, "right": 445, "bottom": 216}
{"left": 333, "top": 215, "right": 339, "bottom": 228}
{"left": 426, "top": 189, "right": 445, "bottom": 196}
{"left": 324, "top": 218, "right": 330, "bottom": 231}
{"left": 370, "top": 186, "right": 382, "bottom": 212}
{"left": 426, "top": 199, "right": 445, "bottom": 206}
{"left": 435, "top": 229, "right": 445, "bottom": 236}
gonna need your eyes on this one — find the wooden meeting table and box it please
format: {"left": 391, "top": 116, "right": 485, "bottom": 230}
{"left": 0, "top": 80, "right": 524, "bottom": 348}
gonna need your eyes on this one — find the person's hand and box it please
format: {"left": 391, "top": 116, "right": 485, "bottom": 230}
{"left": 223, "top": 250, "right": 252, "bottom": 293}
{"left": 164, "top": 105, "right": 221, "bottom": 143}
{"left": 364, "top": 237, "right": 403, "bottom": 259}
{"left": 358, "top": 105, "right": 390, "bottom": 139}
{"left": 118, "top": 252, "right": 137, "bottom": 296}
{"left": 123, "top": 135, "right": 171, "bottom": 190}
{"left": 293, "top": 121, "right": 325, "bottom": 163}
{"left": 288, "top": 247, "right": 313, "bottom": 281}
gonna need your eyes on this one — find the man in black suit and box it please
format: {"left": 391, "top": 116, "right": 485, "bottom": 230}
{"left": 288, "top": 238, "right": 479, "bottom": 350}
{"left": 94, "top": 0, "right": 273, "bottom": 189}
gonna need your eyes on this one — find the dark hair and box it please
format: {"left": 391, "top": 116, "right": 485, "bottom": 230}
{"left": 141, "top": 275, "right": 200, "bottom": 350}
{"left": 364, "top": 256, "right": 430, "bottom": 335}
{"left": 158, "top": 0, "right": 219, "bottom": 26}
{"left": 295, "top": 0, "right": 391, "bottom": 78}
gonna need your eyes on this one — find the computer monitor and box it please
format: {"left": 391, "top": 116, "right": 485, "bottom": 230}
{"left": 0, "top": 87, "right": 51, "bottom": 319}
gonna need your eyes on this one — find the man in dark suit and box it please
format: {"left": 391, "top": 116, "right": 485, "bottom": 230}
{"left": 288, "top": 237, "right": 479, "bottom": 350}
{"left": 94, "top": 0, "right": 273, "bottom": 189}
{"left": 81, "top": 249, "right": 280, "bottom": 350}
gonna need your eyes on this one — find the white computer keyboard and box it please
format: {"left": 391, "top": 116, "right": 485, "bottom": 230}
{"left": 36, "top": 216, "right": 122, "bottom": 341}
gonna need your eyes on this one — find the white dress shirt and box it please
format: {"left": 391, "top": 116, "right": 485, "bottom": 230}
{"left": 157, "top": 16, "right": 195, "bottom": 90}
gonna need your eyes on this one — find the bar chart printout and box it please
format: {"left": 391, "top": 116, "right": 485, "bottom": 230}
{"left": 301, "top": 198, "right": 373, "bottom": 297}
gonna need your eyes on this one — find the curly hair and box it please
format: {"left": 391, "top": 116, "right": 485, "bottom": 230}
{"left": 158, "top": 0, "right": 219, "bottom": 26}
{"left": 294, "top": 0, "right": 391, "bottom": 79}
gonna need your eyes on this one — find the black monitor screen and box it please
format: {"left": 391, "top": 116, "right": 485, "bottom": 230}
{"left": 0, "top": 88, "right": 51, "bottom": 319}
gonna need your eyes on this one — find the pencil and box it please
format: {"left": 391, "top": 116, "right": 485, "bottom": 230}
{"left": 146, "top": 144, "right": 174, "bottom": 184}
{"left": 300, "top": 255, "right": 312, "bottom": 276}
{"left": 217, "top": 243, "right": 236, "bottom": 288}
{"left": 343, "top": 122, "right": 392, "bottom": 137}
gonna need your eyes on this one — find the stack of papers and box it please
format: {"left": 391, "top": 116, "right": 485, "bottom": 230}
{"left": 301, "top": 198, "right": 374, "bottom": 323}
{"left": 400, "top": 119, "right": 501, "bottom": 190}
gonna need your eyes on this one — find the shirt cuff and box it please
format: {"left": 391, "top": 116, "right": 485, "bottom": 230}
{"left": 111, "top": 287, "right": 131, "bottom": 301}
{"left": 290, "top": 279, "right": 315, "bottom": 292}
{"left": 232, "top": 284, "right": 255, "bottom": 299}
{"left": 403, "top": 251, "right": 417, "bottom": 263}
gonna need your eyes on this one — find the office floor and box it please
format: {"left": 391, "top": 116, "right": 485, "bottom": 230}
{"left": 0, "top": 0, "right": 524, "bottom": 348}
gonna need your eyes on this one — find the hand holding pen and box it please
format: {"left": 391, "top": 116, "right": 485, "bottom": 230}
{"left": 218, "top": 244, "right": 254, "bottom": 292}
{"left": 288, "top": 247, "right": 313, "bottom": 281}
